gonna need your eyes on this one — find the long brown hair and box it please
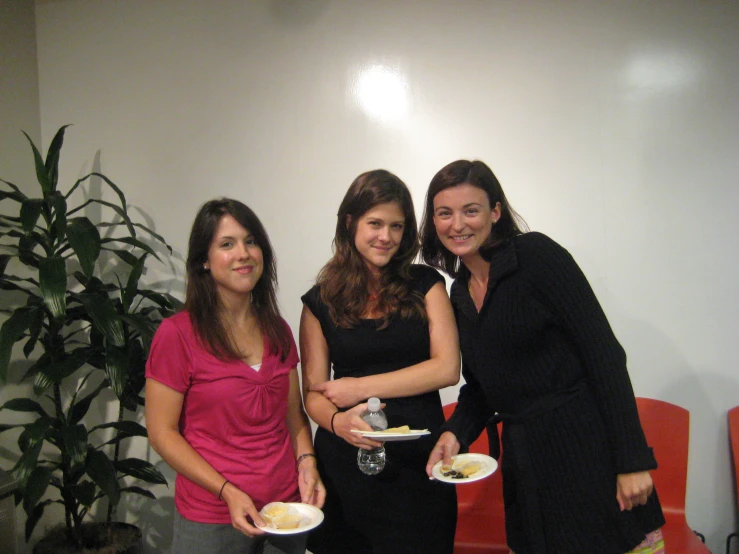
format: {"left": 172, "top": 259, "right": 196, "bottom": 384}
{"left": 185, "top": 198, "right": 290, "bottom": 361}
{"left": 317, "top": 170, "right": 426, "bottom": 329}
{"left": 420, "top": 160, "right": 528, "bottom": 278}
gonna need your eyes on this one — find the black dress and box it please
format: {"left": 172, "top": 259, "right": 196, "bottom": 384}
{"left": 302, "top": 265, "right": 456, "bottom": 554}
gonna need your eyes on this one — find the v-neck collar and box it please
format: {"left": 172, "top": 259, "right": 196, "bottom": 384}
{"left": 240, "top": 334, "right": 270, "bottom": 378}
{"left": 451, "top": 237, "right": 520, "bottom": 321}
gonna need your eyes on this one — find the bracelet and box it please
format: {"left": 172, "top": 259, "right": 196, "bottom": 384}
{"left": 296, "top": 453, "right": 317, "bottom": 470}
{"left": 218, "top": 480, "right": 230, "bottom": 501}
{"left": 330, "top": 410, "right": 340, "bottom": 434}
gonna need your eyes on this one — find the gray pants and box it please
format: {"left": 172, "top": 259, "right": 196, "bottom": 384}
{"left": 171, "top": 509, "right": 307, "bottom": 554}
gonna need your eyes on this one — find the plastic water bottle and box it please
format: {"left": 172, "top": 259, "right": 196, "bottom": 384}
{"left": 357, "top": 397, "right": 387, "bottom": 475}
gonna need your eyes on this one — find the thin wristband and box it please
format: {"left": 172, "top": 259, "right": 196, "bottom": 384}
{"left": 330, "top": 410, "right": 340, "bottom": 434}
{"left": 218, "top": 479, "right": 230, "bottom": 501}
{"left": 296, "top": 453, "right": 317, "bottom": 470}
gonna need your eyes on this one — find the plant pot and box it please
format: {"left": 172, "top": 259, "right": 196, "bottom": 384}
{"left": 32, "top": 522, "right": 142, "bottom": 554}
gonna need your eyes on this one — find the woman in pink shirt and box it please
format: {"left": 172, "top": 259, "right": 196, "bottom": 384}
{"left": 146, "top": 198, "right": 325, "bottom": 554}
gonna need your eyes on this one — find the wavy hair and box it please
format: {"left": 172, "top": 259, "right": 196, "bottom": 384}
{"left": 420, "top": 159, "right": 528, "bottom": 278}
{"left": 185, "top": 198, "right": 290, "bottom": 361}
{"left": 317, "top": 170, "right": 426, "bottom": 329}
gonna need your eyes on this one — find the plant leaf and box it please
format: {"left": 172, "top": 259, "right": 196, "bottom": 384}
{"left": 0, "top": 253, "right": 10, "bottom": 277}
{"left": 76, "top": 293, "right": 125, "bottom": 347}
{"left": 23, "top": 352, "right": 52, "bottom": 387}
{"left": 34, "top": 347, "right": 91, "bottom": 393}
{"left": 22, "top": 130, "right": 51, "bottom": 194}
{"left": 70, "top": 480, "right": 96, "bottom": 507}
{"left": 0, "top": 398, "right": 49, "bottom": 418}
{"left": 23, "top": 466, "right": 52, "bottom": 514}
{"left": 17, "top": 233, "right": 41, "bottom": 268}
{"left": 120, "top": 485, "right": 157, "bottom": 499}
{"left": 62, "top": 423, "right": 88, "bottom": 467}
{"left": 24, "top": 416, "right": 52, "bottom": 444}
{"left": 20, "top": 199, "right": 43, "bottom": 233}
{"left": 100, "top": 236, "right": 160, "bottom": 261}
{"left": 119, "top": 313, "right": 159, "bottom": 346}
{"left": 39, "top": 256, "right": 67, "bottom": 320}
{"left": 22, "top": 306, "right": 44, "bottom": 358}
{"left": 44, "top": 125, "right": 71, "bottom": 192}
{"left": 0, "top": 422, "right": 25, "bottom": 433}
{"left": 122, "top": 254, "right": 146, "bottom": 311}
{"left": 110, "top": 249, "right": 139, "bottom": 267}
{"left": 50, "top": 191, "right": 67, "bottom": 243}
{"left": 66, "top": 217, "right": 101, "bottom": 279}
{"left": 92, "top": 420, "right": 147, "bottom": 437}
{"left": 114, "top": 458, "right": 167, "bottom": 485}
{"left": 85, "top": 448, "right": 120, "bottom": 506}
{"left": 0, "top": 178, "right": 29, "bottom": 202}
{"left": 131, "top": 222, "right": 172, "bottom": 253}
{"left": 69, "top": 379, "right": 108, "bottom": 425}
{"left": 0, "top": 307, "right": 35, "bottom": 382}
{"left": 104, "top": 343, "right": 128, "bottom": 399}
{"left": 12, "top": 439, "right": 43, "bottom": 488}
{"left": 24, "top": 500, "right": 47, "bottom": 542}
{"left": 86, "top": 173, "right": 130, "bottom": 229}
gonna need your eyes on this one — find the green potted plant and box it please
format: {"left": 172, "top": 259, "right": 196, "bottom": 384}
{"left": 0, "top": 125, "right": 181, "bottom": 552}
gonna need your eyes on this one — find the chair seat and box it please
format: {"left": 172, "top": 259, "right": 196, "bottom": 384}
{"left": 661, "top": 518, "right": 711, "bottom": 552}
{"left": 444, "top": 403, "right": 508, "bottom": 553}
{"left": 635, "top": 398, "right": 711, "bottom": 554}
{"left": 454, "top": 512, "right": 508, "bottom": 553}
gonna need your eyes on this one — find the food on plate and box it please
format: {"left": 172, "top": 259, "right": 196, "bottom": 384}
{"left": 273, "top": 513, "right": 306, "bottom": 529}
{"left": 441, "top": 459, "right": 486, "bottom": 479}
{"left": 458, "top": 461, "right": 483, "bottom": 477}
{"left": 261, "top": 502, "right": 289, "bottom": 524}
{"left": 381, "top": 425, "right": 411, "bottom": 434}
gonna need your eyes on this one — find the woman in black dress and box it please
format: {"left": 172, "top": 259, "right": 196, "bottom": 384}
{"left": 300, "top": 169, "right": 460, "bottom": 553}
{"left": 421, "top": 160, "right": 665, "bottom": 554}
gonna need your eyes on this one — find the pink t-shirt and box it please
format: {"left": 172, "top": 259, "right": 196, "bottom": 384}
{"left": 145, "top": 311, "right": 301, "bottom": 523}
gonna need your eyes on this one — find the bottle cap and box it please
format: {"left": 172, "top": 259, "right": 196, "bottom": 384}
{"left": 367, "top": 397, "right": 381, "bottom": 412}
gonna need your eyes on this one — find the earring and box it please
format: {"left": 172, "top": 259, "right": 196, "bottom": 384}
{"left": 203, "top": 264, "right": 209, "bottom": 271}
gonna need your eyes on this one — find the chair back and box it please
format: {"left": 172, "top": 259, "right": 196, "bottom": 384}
{"left": 635, "top": 397, "right": 690, "bottom": 511}
{"left": 729, "top": 406, "right": 739, "bottom": 508}
{"left": 635, "top": 397, "right": 710, "bottom": 553}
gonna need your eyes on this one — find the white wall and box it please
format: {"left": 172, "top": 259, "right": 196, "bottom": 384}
{"left": 0, "top": 1, "right": 42, "bottom": 552}
{"left": 0, "top": 0, "right": 40, "bottom": 178}
{"left": 13, "top": 0, "right": 739, "bottom": 551}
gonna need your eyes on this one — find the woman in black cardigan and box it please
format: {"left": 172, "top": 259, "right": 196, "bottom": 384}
{"left": 420, "top": 159, "right": 665, "bottom": 554}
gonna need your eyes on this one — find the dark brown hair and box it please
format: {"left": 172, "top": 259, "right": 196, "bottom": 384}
{"left": 420, "top": 159, "right": 528, "bottom": 278}
{"left": 317, "top": 169, "right": 426, "bottom": 328}
{"left": 185, "top": 198, "right": 290, "bottom": 361}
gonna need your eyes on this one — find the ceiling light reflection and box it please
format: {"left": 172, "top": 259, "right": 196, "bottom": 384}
{"left": 351, "top": 64, "right": 409, "bottom": 124}
{"left": 624, "top": 50, "right": 698, "bottom": 94}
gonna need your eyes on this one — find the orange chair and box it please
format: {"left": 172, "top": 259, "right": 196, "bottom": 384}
{"left": 635, "top": 397, "right": 710, "bottom": 553}
{"left": 726, "top": 406, "right": 739, "bottom": 554}
{"left": 443, "top": 402, "right": 508, "bottom": 554}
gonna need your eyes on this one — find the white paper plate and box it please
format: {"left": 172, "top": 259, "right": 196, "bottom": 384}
{"left": 350, "top": 429, "right": 431, "bottom": 442}
{"left": 256, "top": 503, "right": 324, "bottom": 535}
{"left": 431, "top": 453, "right": 498, "bottom": 484}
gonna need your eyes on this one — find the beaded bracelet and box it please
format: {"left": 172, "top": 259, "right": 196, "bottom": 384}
{"left": 330, "top": 410, "right": 340, "bottom": 434}
{"left": 296, "top": 453, "right": 317, "bottom": 470}
{"left": 218, "top": 479, "right": 230, "bottom": 501}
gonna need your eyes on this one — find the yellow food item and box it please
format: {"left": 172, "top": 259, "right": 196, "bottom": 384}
{"left": 261, "top": 502, "right": 289, "bottom": 523}
{"left": 382, "top": 425, "right": 411, "bottom": 434}
{"left": 273, "top": 513, "right": 304, "bottom": 529}
{"left": 457, "top": 461, "right": 483, "bottom": 477}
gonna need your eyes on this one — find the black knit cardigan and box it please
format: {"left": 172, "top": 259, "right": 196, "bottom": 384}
{"left": 442, "top": 232, "right": 665, "bottom": 554}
